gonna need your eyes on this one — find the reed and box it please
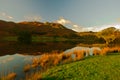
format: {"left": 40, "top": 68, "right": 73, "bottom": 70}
{"left": 0, "top": 72, "right": 16, "bottom": 80}
{"left": 32, "top": 57, "right": 40, "bottom": 68}
{"left": 61, "top": 52, "right": 73, "bottom": 63}
{"left": 24, "top": 47, "right": 120, "bottom": 80}
{"left": 23, "top": 64, "right": 31, "bottom": 72}
{"left": 93, "top": 49, "right": 101, "bottom": 55}
{"left": 100, "top": 47, "right": 120, "bottom": 55}
{"left": 73, "top": 50, "right": 85, "bottom": 61}
{"left": 39, "top": 53, "right": 64, "bottom": 68}
{"left": 25, "top": 71, "right": 42, "bottom": 80}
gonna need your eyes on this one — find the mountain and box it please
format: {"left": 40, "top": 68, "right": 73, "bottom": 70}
{"left": 99, "top": 27, "right": 117, "bottom": 35}
{"left": 1, "top": 19, "right": 120, "bottom": 45}
{"left": 0, "top": 20, "right": 77, "bottom": 37}
{"left": 97, "top": 27, "right": 120, "bottom": 37}
{"left": 96, "top": 27, "right": 120, "bottom": 45}
{"left": 18, "top": 21, "right": 77, "bottom": 37}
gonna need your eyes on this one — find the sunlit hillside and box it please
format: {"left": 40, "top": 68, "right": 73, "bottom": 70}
{"left": 0, "top": 20, "right": 77, "bottom": 37}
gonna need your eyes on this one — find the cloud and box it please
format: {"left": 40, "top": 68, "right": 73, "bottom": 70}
{"left": 56, "top": 17, "right": 71, "bottom": 25}
{"left": 72, "top": 24, "right": 84, "bottom": 32}
{"left": 0, "top": 12, "right": 14, "bottom": 19}
{"left": 73, "top": 24, "right": 120, "bottom": 32}
{"left": 56, "top": 17, "right": 85, "bottom": 32}
{"left": 24, "top": 15, "right": 42, "bottom": 21}
{"left": 56, "top": 17, "right": 120, "bottom": 32}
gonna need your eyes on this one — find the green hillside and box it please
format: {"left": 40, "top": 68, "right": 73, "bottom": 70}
{"left": 1, "top": 20, "right": 120, "bottom": 45}
{"left": 42, "top": 54, "right": 120, "bottom": 80}
{"left": 96, "top": 27, "right": 120, "bottom": 45}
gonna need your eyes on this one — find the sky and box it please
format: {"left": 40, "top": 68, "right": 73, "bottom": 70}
{"left": 1, "top": 0, "right": 120, "bottom": 32}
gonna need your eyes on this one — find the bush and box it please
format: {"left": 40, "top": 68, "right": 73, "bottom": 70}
{"left": 17, "top": 31, "right": 32, "bottom": 44}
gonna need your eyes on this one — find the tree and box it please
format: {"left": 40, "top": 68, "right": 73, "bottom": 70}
{"left": 17, "top": 31, "right": 32, "bottom": 44}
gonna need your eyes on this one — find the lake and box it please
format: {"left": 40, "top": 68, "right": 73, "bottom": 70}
{"left": 0, "top": 42, "right": 101, "bottom": 79}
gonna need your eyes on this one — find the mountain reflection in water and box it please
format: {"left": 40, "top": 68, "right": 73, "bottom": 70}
{"left": 0, "top": 43, "right": 101, "bottom": 79}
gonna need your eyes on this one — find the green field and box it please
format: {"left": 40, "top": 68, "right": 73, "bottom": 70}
{"left": 42, "top": 54, "right": 120, "bottom": 80}
{"left": 2, "top": 36, "right": 68, "bottom": 42}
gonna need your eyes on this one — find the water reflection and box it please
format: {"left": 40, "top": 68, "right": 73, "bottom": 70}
{"left": 0, "top": 46, "right": 101, "bottom": 79}
{"left": 64, "top": 46, "right": 101, "bottom": 56}
{"left": 0, "top": 54, "right": 40, "bottom": 79}
{"left": 0, "top": 42, "right": 76, "bottom": 56}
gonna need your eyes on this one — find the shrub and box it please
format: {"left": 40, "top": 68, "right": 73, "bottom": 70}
{"left": 17, "top": 31, "right": 32, "bottom": 44}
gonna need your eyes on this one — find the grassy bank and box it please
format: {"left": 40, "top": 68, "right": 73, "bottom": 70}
{"left": 24, "top": 47, "right": 120, "bottom": 80}
{"left": 2, "top": 36, "right": 68, "bottom": 42}
{"left": 2, "top": 36, "right": 82, "bottom": 42}
{"left": 1, "top": 47, "right": 120, "bottom": 80}
{"left": 41, "top": 54, "right": 120, "bottom": 80}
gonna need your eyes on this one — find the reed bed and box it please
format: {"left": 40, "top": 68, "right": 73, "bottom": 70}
{"left": 101, "top": 47, "right": 120, "bottom": 55}
{"left": 25, "top": 72, "right": 42, "bottom": 80}
{"left": 1, "top": 47, "right": 120, "bottom": 80}
{"left": 31, "top": 47, "right": 120, "bottom": 69}
{"left": 93, "top": 49, "right": 101, "bottom": 55}
{"left": 0, "top": 72, "right": 16, "bottom": 80}
{"left": 23, "top": 64, "right": 31, "bottom": 72}
{"left": 31, "top": 50, "right": 86, "bottom": 69}
{"left": 73, "top": 50, "right": 85, "bottom": 61}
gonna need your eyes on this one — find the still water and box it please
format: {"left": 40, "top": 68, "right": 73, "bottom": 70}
{"left": 0, "top": 42, "right": 101, "bottom": 79}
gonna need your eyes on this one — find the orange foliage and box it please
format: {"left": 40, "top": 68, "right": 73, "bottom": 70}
{"left": 73, "top": 50, "right": 85, "bottom": 61}
{"left": 39, "top": 53, "right": 64, "bottom": 68}
{"left": 101, "top": 47, "right": 120, "bottom": 55}
{"left": 24, "top": 64, "right": 31, "bottom": 72}
{"left": 25, "top": 72, "right": 42, "bottom": 80}
{"left": 1, "top": 72, "right": 17, "bottom": 80}
{"left": 93, "top": 49, "right": 101, "bottom": 55}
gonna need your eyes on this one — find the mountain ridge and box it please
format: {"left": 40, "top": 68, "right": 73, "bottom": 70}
{"left": 0, "top": 20, "right": 76, "bottom": 37}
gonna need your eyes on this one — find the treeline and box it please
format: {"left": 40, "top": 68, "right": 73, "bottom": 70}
{"left": 77, "top": 34, "right": 106, "bottom": 44}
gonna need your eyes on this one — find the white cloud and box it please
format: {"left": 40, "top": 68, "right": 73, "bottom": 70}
{"left": 7, "top": 16, "right": 13, "bottom": 19}
{"left": 56, "top": 17, "right": 120, "bottom": 32}
{"left": 72, "top": 24, "right": 84, "bottom": 32}
{"left": 56, "top": 17, "right": 71, "bottom": 25}
{"left": 0, "top": 12, "right": 14, "bottom": 19}
{"left": 72, "top": 24, "right": 120, "bottom": 32}
{"left": 73, "top": 25, "right": 79, "bottom": 28}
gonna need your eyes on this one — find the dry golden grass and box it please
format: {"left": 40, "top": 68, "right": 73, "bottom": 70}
{"left": 39, "top": 53, "right": 63, "bottom": 68}
{"left": 61, "top": 52, "right": 73, "bottom": 63}
{"left": 25, "top": 72, "right": 42, "bottom": 80}
{"left": 100, "top": 47, "right": 109, "bottom": 55}
{"left": 93, "top": 49, "right": 101, "bottom": 55}
{"left": 73, "top": 50, "right": 85, "bottom": 61}
{"left": 31, "top": 63, "right": 39, "bottom": 68}
{"left": 32, "top": 50, "right": 87, "bottom": 68}
{"left": 32, "top": 57, "right": 40, "bottom": 68}
{"left": 52, "top": 53, "right": 63, "bottom": 65}
{"left": 39, "top": 54, "right": 51, "bottom": 68}
{"left": 31, "top": 52, "right": 74, "bottom": 68}
{"left": 24, "top": 47, "right": 120, "bottom": 80}
{"left": 23, "top": 64, "right": 31, "bottom": 72}
{"left": 35, "top": 47, "right": 120, "bottom": 68}
{"left": 100, "top": 47, "right": 120, "bottom": 55}
{"left": 1, "top": 72, "right": 16, "bottom": 80}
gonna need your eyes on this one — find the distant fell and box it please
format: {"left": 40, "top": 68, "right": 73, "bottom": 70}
{"left": 0, "top": 20, "right": 77, "bottom": 37}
